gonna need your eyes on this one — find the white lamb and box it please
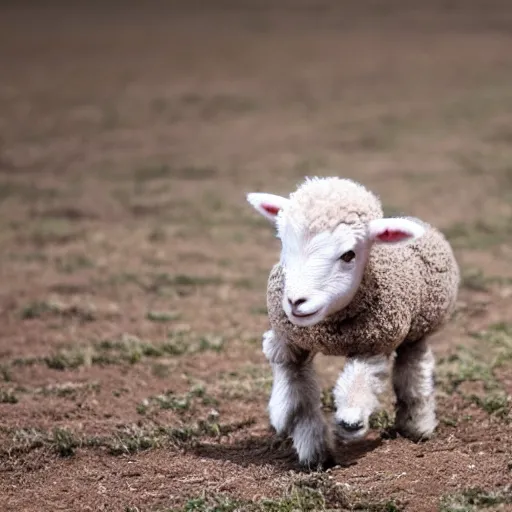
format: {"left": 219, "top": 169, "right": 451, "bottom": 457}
{"left": 246, "top": 177, "right": 460, "bottom": 469}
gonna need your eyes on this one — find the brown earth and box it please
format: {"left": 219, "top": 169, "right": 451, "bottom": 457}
{"left": 0, "top": 1, "right": 511, "bottom": 511}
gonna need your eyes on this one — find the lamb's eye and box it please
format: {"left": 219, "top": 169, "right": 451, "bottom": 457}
{"left": 340, "top": 250, "right": 356, "bottom": 263}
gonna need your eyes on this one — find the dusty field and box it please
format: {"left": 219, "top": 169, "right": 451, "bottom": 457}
{"left": 1, "top": 1, "right": 511, "bottom": 511}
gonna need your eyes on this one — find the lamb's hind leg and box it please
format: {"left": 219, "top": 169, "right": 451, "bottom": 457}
{"left": 393, "top": 339, "right": 437, "bottom": 441}
{"left": 333, "top": 355, "right": 391, "bottom": 441}
{"left": 262, "top": 330, "right": 335, "bottom": 469}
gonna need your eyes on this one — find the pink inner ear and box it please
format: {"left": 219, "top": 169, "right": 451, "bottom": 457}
{"left": 377, "top": 229, "right": 410, "bottom": 242}
{"left": 262, "top": 203, "right": 280, "bottom": 216}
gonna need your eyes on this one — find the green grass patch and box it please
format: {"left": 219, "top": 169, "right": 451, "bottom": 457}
{"left": 219, "top": 365, "right": 272, "bottom": 401}
{"left": 234, "top": 278, "right": 260, "bottom": 290}
{"left": 5, "top": 416, "right": 256, "bottom": 458}
{"left": 165, "top": 274, "right": 223, "bottom": 287}
{"left": 106, "top": 272, "right": 224, "bottom": 296}
{"left": 250, "top": 306, "right": 268, "bottom": 316}
{"left": 104, "top": 424, "right": 164, "bottom": 455}
{"left": 0, "top": 182, "right": 59, "bottom": 203}
{"left": 54, "top": 253, "right": 94, "bottom": 274}
{"left": 471, "top": 322, "right": 512, "bottom": 367}
{"left": 33, "top": 381, "right": 100, "bottom": 398}
{"left": 0, "top": 365, "right": 11, "bottom": 382}
{"left": 460, "top": 266, "right": 512, "bottom": 292}
{"left": 102, "top": 272, "right": 143, "bottom": 288}
{"left": 21, "top": 299, "right": 96, "bottom": 322}
{"left": 52, "top": 427, "right": 80, "bottom": 457}
{"left": 146, "top": 310, "right": 181, "bottom": 323}
{"left": 168, "top": 477, "right": 346, "bottom": 512}
{"left": 469, "top": 393, "right": 510, "bottom": 419}
{"left": 151, "top": 363, "right": 173, "bottom": 379}
{"left": 438, "top": 347, "right": 496, "bottom": 393}
{"left": 0, "top": 389, "right": 18, "bottom": 404}
{"left": 439, "top": 322, "right": 512, "bottom": 390}
{"left": 441, "top": 416, "right": 458, "bottom": 427}
{"left": 369, "top": 410, "right": 395, "bottom": 431}
{"left": 137, "top": 384, "right": 218, "bottom": 415}
{"left": 437, "top": 322, "right": 512, "bottom": 419}
{"left": 44, "top": 348, "right": 89, "bottom": 370}
{"left": 170, "top": 488, "right": 326, "bottom": 512}
{"left": 7, "top": 252, "right": 48, "bottom": 263}
{"left": 460, "top": 267, "right": 491, "bottom": 292}
{"left": 440, "top": 486, "right": 512, "bottom": 511}
{"left": 10, "top": 428, "right": 46, "bottom": 453}
{"left": 11, "top": 427, "right": 79, "bottom": 457}
{"left": 9, "top": 332, "right": 226, "bottom": 371}
{"left": 444, "top": 218, "right": 512, "bottom": 249}
{"left": 94, "top": 332, "right": 224, "bottom": 364}
{"left": 321, "top": 388, "right": 335, "bottom": 411}
{"left": 165, "top": 473, "right": 402, "bottom": 511}
{"left": 25, "top": 219, "right": 82, "bottom": 246}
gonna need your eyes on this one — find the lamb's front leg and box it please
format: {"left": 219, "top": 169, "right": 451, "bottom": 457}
{"left": 263, "top": 330, "right": 335, "bottom": 469}
{"left": 393, "top": 339, "right": 437, "bottom": 441}
{"left": 333, "top": 354, "right": 391, "bottom": 441}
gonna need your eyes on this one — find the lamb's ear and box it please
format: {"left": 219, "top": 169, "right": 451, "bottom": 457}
{"left": 367, "top": 218, "right": 425, "bottom": 244}
{"left": 246, "top": 192, "right": 290, "bottom": 224}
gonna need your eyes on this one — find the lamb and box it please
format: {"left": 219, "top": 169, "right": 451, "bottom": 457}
{"left": 246, "top": 177, "right": 460, "bottom": 469}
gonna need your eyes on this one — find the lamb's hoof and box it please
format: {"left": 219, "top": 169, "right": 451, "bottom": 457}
{"left": 319, "top": 453, "right": 338, "bottom": 471}
{"left": 394, "top": 417, "right": 437, "bottom": 443}
{"left": 299, "top": 452, "right": 337, "bottom": 472}
{"left": 380, "top": 426, "right": 398, "bottom": 440}
{"left": 394, "top": 402, "right": 437, "bottom": 442}
{"left": 397, "top": 427, "right": 435, "bottom": 443}
{"left": 335, "top": 418, "right": 369, "bottom": 442}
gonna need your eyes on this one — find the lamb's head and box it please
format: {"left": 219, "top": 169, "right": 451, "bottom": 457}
{"left": 247, "top": 177, "right": 425, "bottom": 327}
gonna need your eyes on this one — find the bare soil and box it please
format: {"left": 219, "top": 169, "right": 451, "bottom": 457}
{"left": 0, "top": 2, "right": 511, "bottom": 511}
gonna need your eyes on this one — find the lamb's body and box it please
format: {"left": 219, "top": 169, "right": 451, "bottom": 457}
{"left": 268, "top": 220, "right": 459, "bottom": 357}
{"left": 247, "top": 177, "right": 460, "bottom": 469}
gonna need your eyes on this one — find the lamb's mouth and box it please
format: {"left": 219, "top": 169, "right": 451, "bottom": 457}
{"left": 292, "top": 310, "right": 319, "bottom": 319}
{"left": 288, "top": 308, "right": 324, "bottom": 326}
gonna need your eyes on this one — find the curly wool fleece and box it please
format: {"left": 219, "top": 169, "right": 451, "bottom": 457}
{"left": 267, "top": 179, "right": 460, "bottom": 357}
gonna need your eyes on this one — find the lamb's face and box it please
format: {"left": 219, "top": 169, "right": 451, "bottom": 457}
{"left": 277, "top": 219, "right": 371, "bottom": 326}
{"left": 247, "top": 179, "right": 426, "bottom": 327}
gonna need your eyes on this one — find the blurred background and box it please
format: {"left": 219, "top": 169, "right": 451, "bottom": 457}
{"left": 1, "top": 1, "right": 511, "bottom": 511}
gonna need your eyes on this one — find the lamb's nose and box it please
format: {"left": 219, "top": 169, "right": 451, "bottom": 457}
{"left": 288, "top": 297, "right": 307, "bottom": 308}
{"left": 337, "top": 419, "right": 364, "bottom": 432}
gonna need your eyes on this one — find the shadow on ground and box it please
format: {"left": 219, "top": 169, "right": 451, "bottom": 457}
{"left": 191, "top": 430, "right": 383, "bottom": 471}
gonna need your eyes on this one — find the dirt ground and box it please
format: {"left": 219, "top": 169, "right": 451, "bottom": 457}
{"left": 0, "top": 1, "right": 511, "bottom": 511}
